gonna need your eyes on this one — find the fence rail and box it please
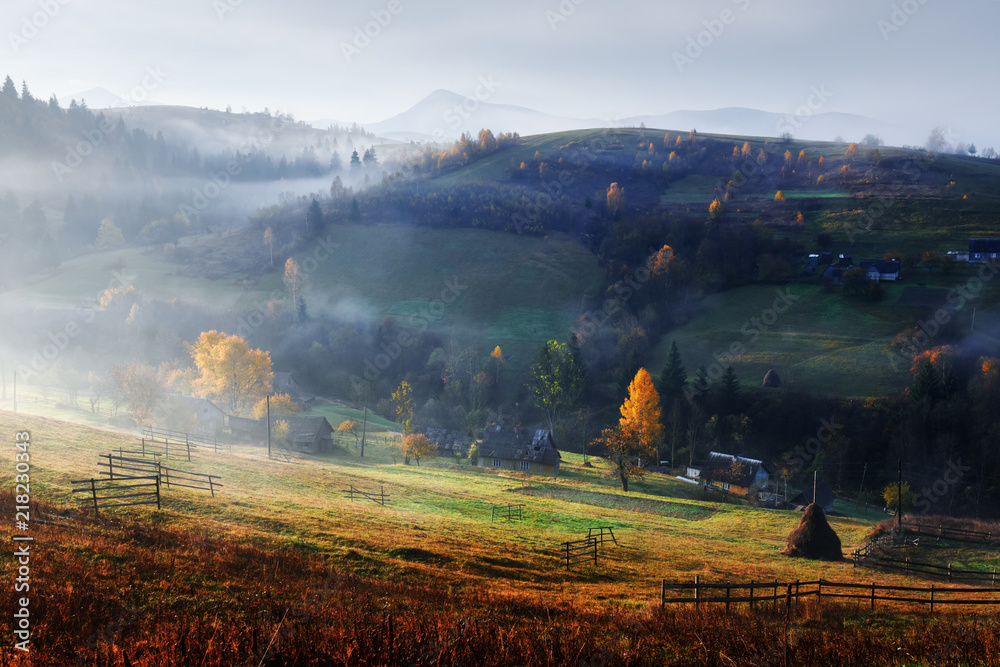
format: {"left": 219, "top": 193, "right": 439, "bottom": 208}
{"left": 660, "top": 577, "right": 1000, "bottom": 612}
{"left": 587, "top": 526, "right": 619, "bottom": 547}
{"left": 143, "top": 425, "right": 224, "bottom": 451}
{"left": 98, "top": 454, "right": 223, "bottom": 496}
{"left": 560, "top": 537, "right": 598, "bottom": 569}
{"left": 71, "top": 476, "right": 161, "bottom": 514}
{"left": 900, "top": 521, "right": 999, "bottom": 545}
{"left": 342, "top": 485, "right": 390, "bottom": 506}
{"left": 855, "top": 553, "right": 999, "bottom": 584}
{"left": 491, "top": 504, "right": 524, "bottom": 522}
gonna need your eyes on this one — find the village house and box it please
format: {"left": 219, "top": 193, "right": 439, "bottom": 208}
{"left": 858, "top": 259, "right": 901, "bottom": 282}
{"left": 227, "top": 414, "right": 335, "bottom": 454}
{"left": 422, "top": 427, "right": 473, "bottom": 459}
{"left": 969, "top": 238, "right": 1000, "bottom": 263}
{"left": 157, "top": 394, "right": 226, "bottom": 437}
{"left": 701, "top": 451, "right": 771, "bottom": 498}
{"left": 477, "top": 425, "right": 561, "bottom": 476}
{"left": 273, "top": 372, "right": 317, "bottom": 408}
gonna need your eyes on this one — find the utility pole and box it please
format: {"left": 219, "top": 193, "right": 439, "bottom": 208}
{"left": 897, "top": 459, "right": 902, "bottom": 530}
{"left": 266, "top": 395, "right": 271, "bottom": 460}
{"left": 813, "top": 470, "right": 817, "bottom": 507}
{"left": 360, "top": 406, "right": 367, "bottom": 458}
{"left": 859, "top": 463, "right": 868, "bottom": 516}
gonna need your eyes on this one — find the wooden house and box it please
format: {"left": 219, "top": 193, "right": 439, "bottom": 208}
{"left": 157, "top": 394, "right": 226, "bottom": 437}
{"left": 273, "top": 372, "right": 316, "bottom": 408}
{"left": 228, "top": 414, "right": 334, "bottom": 454}
{"left": 477, "top": 426, "right": 561, "bottom": 476}
{"left": 423, "top": 428, "right": 473, "bottom": 459}
{"left": 969, "top": 238, "right": 1000, "bottom": 263}
{"left": 702, "top": 451, "right": 771, "bottom": 498}
{"left": 858, "top": 259, "right": 901, "bottom": 282}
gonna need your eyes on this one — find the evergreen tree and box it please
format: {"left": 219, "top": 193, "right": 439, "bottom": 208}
{"left": 657, "top": 341, "right": 686, "bottom": 407}
{"left": 2, "top": 76, "right": 17, "bottom": 100}
{"left": 306, "top": 198, "right": 323, "bottom": 236}
{"left": 719, "top": 365, "right": 740, "bottom": 416}
{"left": 349, "top": 150, "right": 361, "bottom": 170}
{"left": 911, "top": 358, "right": 940, "bottom": 403}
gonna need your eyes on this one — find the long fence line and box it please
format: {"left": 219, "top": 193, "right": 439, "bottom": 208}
{"left": 99, "top": 453, "right": 223, "bottom": 496}
{"left": 900, "top": 521, "right": 1000, "bottom": 545}
{"left": 857, "top": 553, "right": 999, "bottom": 584}
{"left": 660, "top": 577, "right": 1000, "bottom": 613}
{"left": 71, "top": 476, "right": 161, "bottom": 514}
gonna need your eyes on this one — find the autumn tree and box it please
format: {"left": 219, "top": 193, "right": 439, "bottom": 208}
{"left": 401, "top": 433, "right": 437, "bottom": 466}
{"left": 273, "top": 419, "right": 290, "bottom": 444}
{"left": 284, "top": 258, "right": 302, "bottom": 319}
{"left": 263, "top": 227, "right": 275, "bottom": 265}
{"left": 530, "top": 340, "right": 585, "bottom": 434}
{"left": 338, "top": 419, "right": 360, "bottom": 448}
{"left": 392, "top": 380, "right": 414, "bottom": 436}
{"left": 845, "top": 142, "right": 859, "bottom": 160}
{"left": 774, "top": 190, "right": 786, "bottom": 202}
{"left": 109, "top": 361, "right": 163, "bottom": 424}
{"left": 597, "top": 367, "right": 663, "bottom": 492}
{"left": 190, "top": 331, "right": 273, "bottom": 416}
{"left": 251, "top": 392, "right": 300, "bottom": 419}
{"left": 708, "top": 198, "right": 724, "bottom": 219}
{"left": 489, "top": 345, "right": 504, "bottom": 384}
{"left": 883, "top": 480, "right": 914, "bottom": 512}
{"left": 606, "top": 182, "right": 625, "bottom": 216}
{"left": 741, "top": 141, "right": 752, "bottom": 158}
{"left": 96, "top": 218, "right": 125, "bottom": 249}
{"left": 798, "top": 149, "right": 807, "bottom": 163}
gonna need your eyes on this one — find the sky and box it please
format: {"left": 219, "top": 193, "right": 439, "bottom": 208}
{"left": 5, "top": 0, "right": 1000, "bottom": 148}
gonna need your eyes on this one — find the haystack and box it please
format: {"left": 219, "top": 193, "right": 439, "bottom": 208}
{"left": 781, "top": 503, "right": 843, "bottom": 561}
{"left": 762, "top": 369, "right": 781, "bottom": 388}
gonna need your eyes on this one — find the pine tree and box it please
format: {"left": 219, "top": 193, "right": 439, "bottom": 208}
{"left": 349, "top": 150, "right": 361, "bottom": 170}
{"left": 719, "top": 366, "right": 740, "bottom": 416}
{"left": 2, "top": 76, "right": 17, "bottom": 99}
{"left": 657, "top": 341, "right": 686, "bottom": 407}
{"left": 306, "top": 198, "right": 323, "bottom": 236}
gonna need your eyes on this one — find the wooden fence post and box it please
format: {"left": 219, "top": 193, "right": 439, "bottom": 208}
{"left": 695, "top": 575, "right": 700, "bottom": 609}
{"left": 795, "top": 580, "right": 800, "bottom": 609}
{"left": 185, "top": 435, "right": 191, "bottom": 462}
{"left": 993, "top": 568, "right": 996, "bottom": 589}
{"left": 871, "top": 582, "right": 876, "bottom": 611}
{"left": 592, "top": 537, "right": 598, "bottom": 565}
{"left": 90, "top": 479, "right": 99, "bottom": 515}
{"left": 106, "top": 454, "right": 113, "bottom": 480}
{"left": 208, "top": 476, "right": 215, "bottom": 498}
{"left": 817, "top": 580, "right": 822, "bottom": 602}
{"left": 565, "top": 542, "right": 570, "bottom": 570}
{"left": 726, "top": 582, "right": 731, "bottom": 612}
{"left": 749, "top": 580, "right": 754, "bottom": 609}
{"left": 772, "top": 581, "right": 778, "bottom": 611}
{"left": 155, "top": 475, "right": 161, "bottom": 510}
{"left": 930, "top": 583, "right": 934, "bottom": 613}
{"left": 661, "top": 579, "right": 665, "bottom": 609}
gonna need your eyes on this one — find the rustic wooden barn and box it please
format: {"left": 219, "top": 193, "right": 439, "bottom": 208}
{"left": 477, "top": 426, "right": 561, "bottom": 477}
{"left": 702, "top": 451, "right": 771, "bottom": 498}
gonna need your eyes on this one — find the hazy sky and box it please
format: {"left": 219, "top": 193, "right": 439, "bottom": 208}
{"left": 6, "top": 0, "right": 999, "bottom": 147}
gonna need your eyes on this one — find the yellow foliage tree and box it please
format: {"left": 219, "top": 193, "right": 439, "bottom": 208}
{"left": 401, "top": 433, "right": 437, "bottom": 466}
{"left": 96, "top": 218, "right": 124, "bottom": 249}
{"left": 392, "top": 381, "right": 414, "bottom": 436}
{"left": 606, "top": 182, "right": 625, "bottom": 215}
{"left": 596, "top": 367, "right": 662, "bottom": 492}
{"left": 741, "top": 141, "right": 752, "bottom": 158}
{"left": 798, "top": 149, "right": 807, "bottom": 163}
{"left": 709, "top": 198, "right": 724, "bottom": 218}
{"left": 775, "top": 190, "right": 786, "bottom": 202}
{"left": 284, "top": 258, "right": 301, "bottom": 318}
{"left": 784, "top": 150, "right": 793, "bottom": 165}
{"left": 190, "top": 330, "right": 273, "bottom": 416}
{"left": 273, "top": 419, "right": 289, "bottom": 443}
{"left": 338, "top": 419, "right": 360, "bottom": 448}
{"left": 845, "top": 142, "right": 859, "bottom": 159}
{"left": 251, "top": 392, "right": 300, "bottom": 420}
{"left": 651, "top": 245, "right": 675, "bottom": 275}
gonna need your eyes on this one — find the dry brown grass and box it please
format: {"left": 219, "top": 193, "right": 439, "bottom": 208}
{"left": 5, "top": 492, "right": 1000, "bottom": 666}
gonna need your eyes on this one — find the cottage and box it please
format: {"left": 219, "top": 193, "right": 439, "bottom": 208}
{"left": 228, "top": 414, "right": 335, "bottom": 454}
{"left": 157, "top": 394, "right": 226, "bottom": 437}
{"left": 701, "top": 451, "right": 771, "bottom": 498}
{"left": 858, "top": 259, "right": 901, "bottom": 282}
{"left": 969, "top": 238, "right": 1000, "bottom": 263}
{"left": 423, "top": 428, "right": 473, "bottom": 459}
{"left": 805, "top": 254, "right": 820, "bottom": 274}
{"left": 478, "top": 426, "right": 561, "bottom": 476}
{"left": 790, "top": 480, "right": 835, "bottom": 514}
{"left": 272, "top": 372, "right": 316, "bottom": 408}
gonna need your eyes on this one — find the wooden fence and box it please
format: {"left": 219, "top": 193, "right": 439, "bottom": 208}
{"left": 143, "top": 425, "right": 226, "bottom": 452}
{"left": 855, "top": 553, "right": 999, "bottom": 584}
{"left": 71, "top": 476, "right": 161, "bottom": 514}
{"left": 560, "top": 537, "right": 598, "bottom": 569}
{"left": 852, "top": 532, "right": 898, "bottom": 565}
{"left": 587, "top": 526, "right": 619, "bottom": 547}
{"left": 491, "top": 503, "right": 524, "bottom": 522}
{"left": 660, "top": 577, "right": 1000, "bottom": 612}
{"left": 343, "top": 485, "right": 390, "bottom": 506}
{"left": 900, "top": 521, "right": 1000, "bottom": 545}
{"left": 98, "top": 454, "right": 223, "bottom": 497}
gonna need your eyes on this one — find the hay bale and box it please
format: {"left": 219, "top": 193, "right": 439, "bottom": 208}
{"left": 762, "top": 369, "right": 781, "bottom": 388}
{"left": 781, "top": 503, "right": 843, "bottom": 561}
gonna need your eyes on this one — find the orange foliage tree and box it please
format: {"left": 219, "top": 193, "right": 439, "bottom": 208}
{"left": 402, "top": 433, "right": 437, "bottom": 466}
{"left": 595, "top": 368, "right": 663, "bottom": 492}
{"left": 606, "top": 182, "right": 626, "bottom": 215}
{"left": 252, "top": 392, "right": 301, "bottom": 420}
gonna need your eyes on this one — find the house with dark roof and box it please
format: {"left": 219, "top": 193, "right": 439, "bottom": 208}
{"left": 273, "top": 372, "right": 316, "bottom": 408}
{"left": 790, "top": 480, "right": 836, "bottom": 513}
{"left": 423, "top": 428, "right": 473, "bottom": 459}
{"left": 227, "top": 414, "right": 335, "bottom": 454}
{"left": 858, "top": 259, "right": 901, "bottom": 282}
{"left": 969, "top": 238, "right": 1000, "bottom": 263}
{"left": 701, "top": 451, "right": 771, "bottom": 498}
{"left": 157, "top": 394, "right": 226, "bottom": 437}
{"left": 477, "top": 426, "right": 561, "bottom": 476}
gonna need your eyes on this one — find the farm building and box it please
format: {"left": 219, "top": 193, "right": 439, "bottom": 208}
{"left": 858, "top": 259, "right": 901, "bottom": 282}
{"left": 477, "top": 425, "right": 561, "bottom": 476}
{"left": 273, "top": 372, "right": 316, "bottom": 408}
{"left": 423, "top": 428, "right": 473, "bottom": 458}
{"left": 228, "top": 414, "right": 335, "bottom": 454}
{"left": 701, "top": 451, "right": 771, "bottom": 498}
{"left": 156, "top": 394, "right": 226, "bottom": 437}
{"left": 969, "top": 238, "right": 1000, "bottom": 263}
{"left": 790, "top": 480, "right": 835, "bottom": 513}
